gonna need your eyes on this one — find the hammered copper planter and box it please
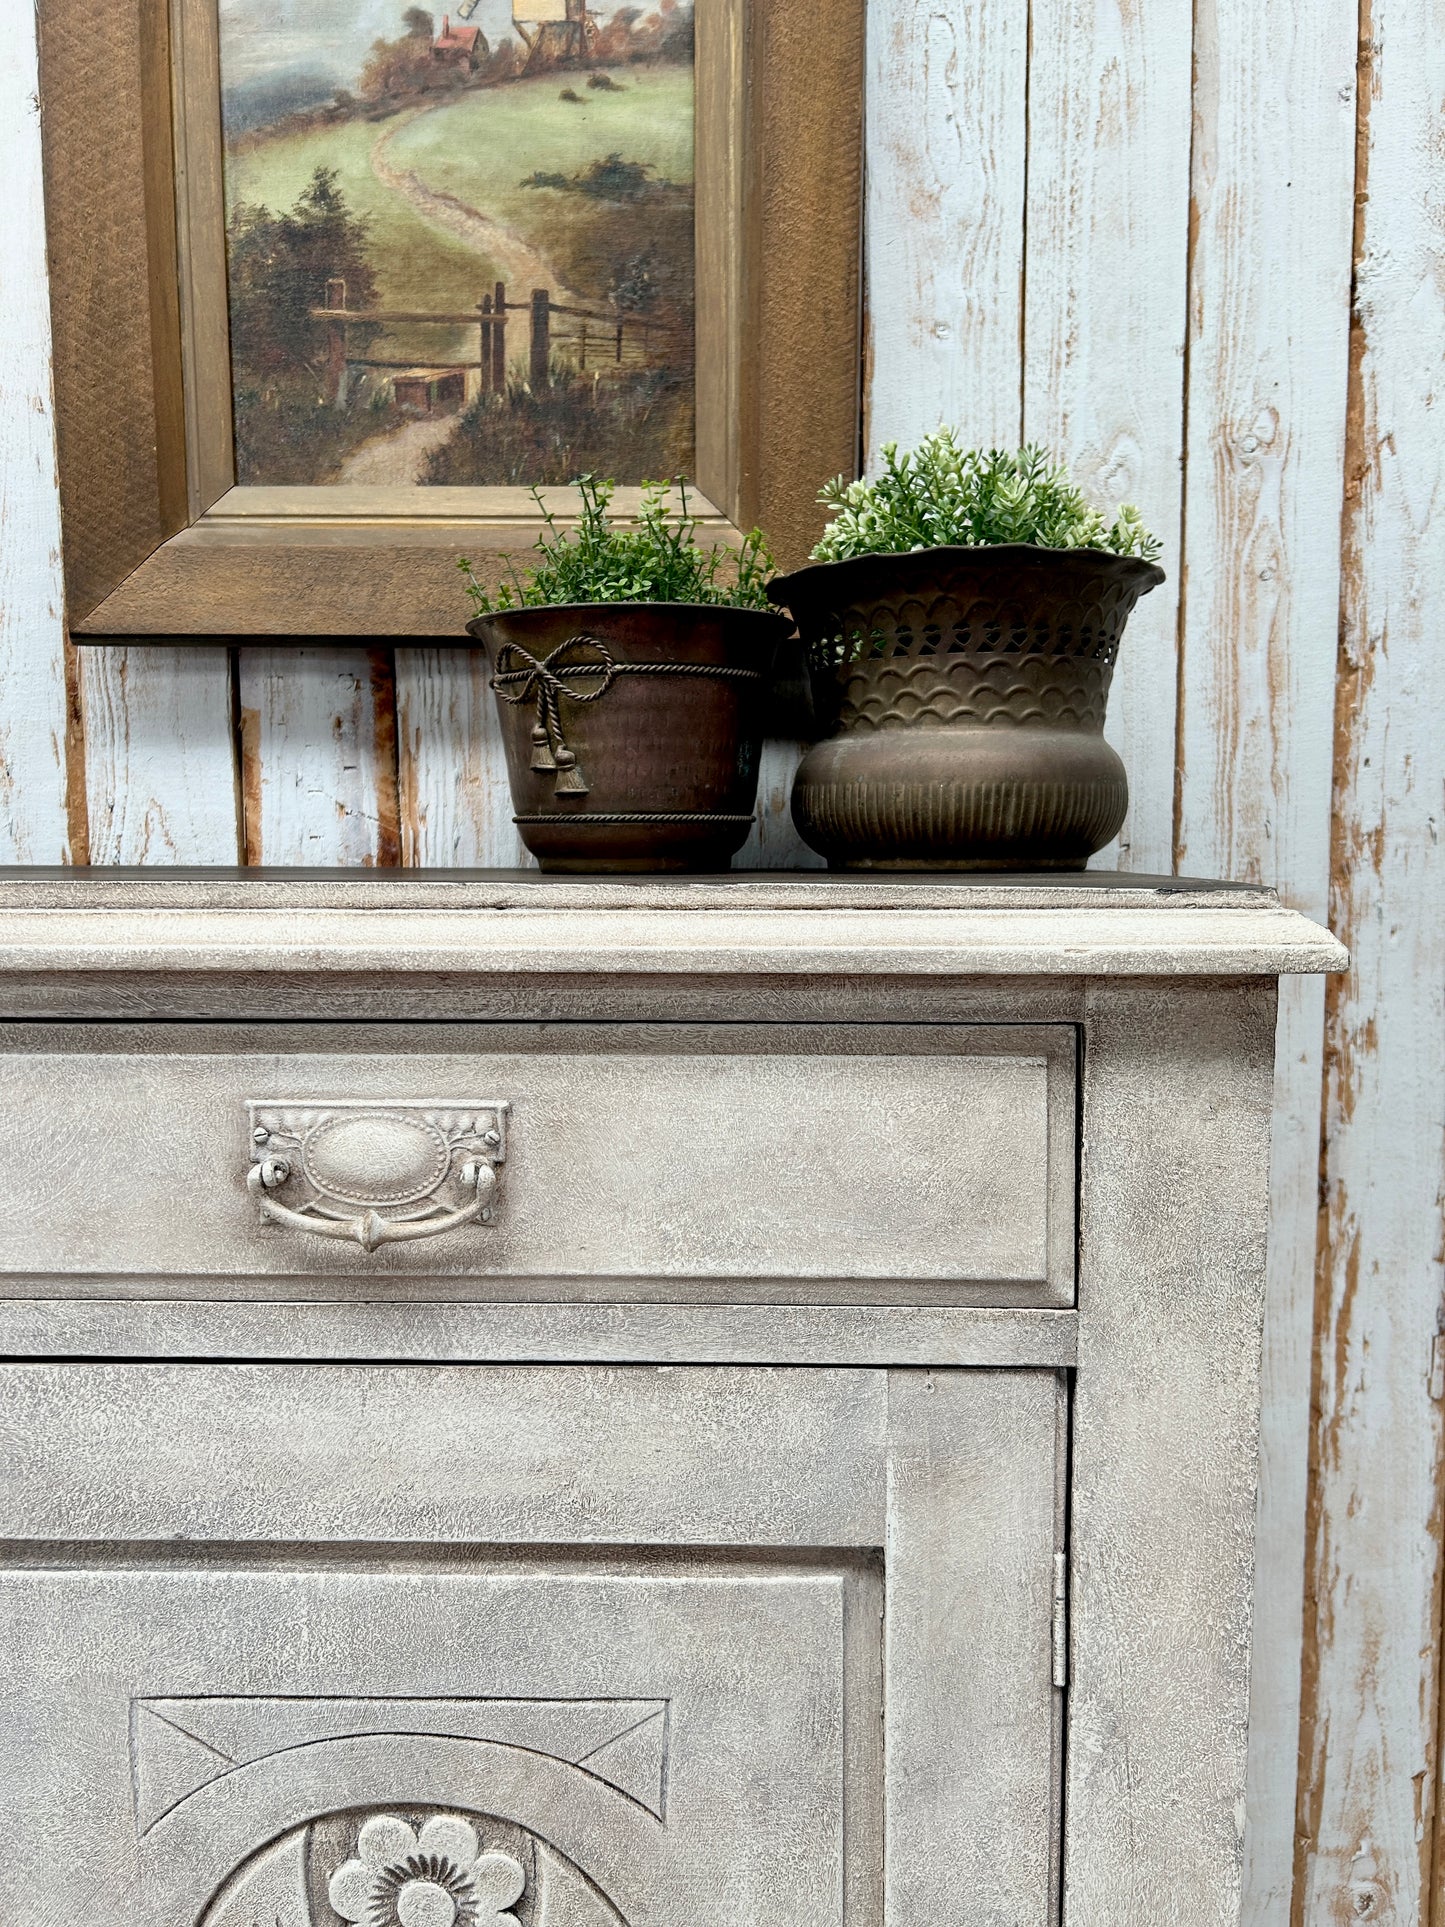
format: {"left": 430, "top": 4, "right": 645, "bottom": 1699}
{"left": 768, "top": 544, "right": 1165, "bottom": 870}
{"left": 467, "top": 602, "right": 788, "bottom": 872}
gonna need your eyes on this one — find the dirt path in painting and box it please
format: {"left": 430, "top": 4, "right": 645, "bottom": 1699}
{"left": 370, "top": 106, "right": 581, "bottom": 303}
{"left": 335, "top": 408, "right": 462, "bottom": 484}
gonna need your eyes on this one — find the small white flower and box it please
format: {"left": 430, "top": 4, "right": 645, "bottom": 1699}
{"left": 328, "top": 1814, "right": 525, "bottom": 1927}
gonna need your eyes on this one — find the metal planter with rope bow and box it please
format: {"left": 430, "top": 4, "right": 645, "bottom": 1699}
{"left": 468, "top": 601, "right": 789, "bottom": 871}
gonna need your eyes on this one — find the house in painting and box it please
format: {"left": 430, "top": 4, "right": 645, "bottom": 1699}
{"left": 432, "top": 15, "right": 486, "bottom": 69}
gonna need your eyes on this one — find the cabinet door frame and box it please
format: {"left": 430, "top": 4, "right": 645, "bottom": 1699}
{"left": 0, "top": 1360, "right": 1067, "bottom": 1927}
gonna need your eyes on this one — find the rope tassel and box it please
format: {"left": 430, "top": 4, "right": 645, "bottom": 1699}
{"left": 492, "top": 634, "right": 617, "bottom": 797}
{"left": 490, "top": 633, "right": 766, "bottom": 802}
{"left": 529, "top": 723, "right": 556, "bottom": 773}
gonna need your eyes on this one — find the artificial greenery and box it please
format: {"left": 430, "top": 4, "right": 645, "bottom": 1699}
{"left": 811, "top": 434, "right": 1162, "bottom": 564}
{"left": 461, "top": 476, "right": 774, "bottom": 614}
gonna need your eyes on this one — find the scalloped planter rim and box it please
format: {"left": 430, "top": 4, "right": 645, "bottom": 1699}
{"left": 767, "top": 544, "right": 1165, "bottom": 871}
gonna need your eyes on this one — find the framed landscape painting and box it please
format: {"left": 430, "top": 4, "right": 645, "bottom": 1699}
{"left": 221, "top": 0, "right": 698, "bottom": 489}
{"left": 37, "top": 0, "right": 863, "bottom": 641}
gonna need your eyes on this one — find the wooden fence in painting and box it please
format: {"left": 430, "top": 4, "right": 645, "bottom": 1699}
{"left": 311, "top": 277, "right": 680, "bottom": 406}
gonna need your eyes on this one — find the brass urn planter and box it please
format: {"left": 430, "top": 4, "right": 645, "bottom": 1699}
{"left": 469, "top": 602, "right": 788, "bottom": 872}
{"left": 768, "top": 544, "right": 1165, "bottom": 871}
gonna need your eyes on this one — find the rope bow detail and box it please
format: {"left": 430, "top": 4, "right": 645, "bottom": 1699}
{"left": 489, "top": 634, "right": 617, "bottom": 796}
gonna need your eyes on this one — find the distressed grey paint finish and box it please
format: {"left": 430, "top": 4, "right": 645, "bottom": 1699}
{"left": 0, "top": 879, "right": 1342, "bottom": 1927}
{"left": 0, "top": 1023, "right": 1073, "bottom": 1297}
{"left": 1066, "top": 979, "right": 1279, "bottom": 1927}
{"left": 0, "top": 1558, "right": 856, "bottom": 1926}
{"left": 0, "top": 1297, "right": 1080, "bottom": 1366}
{"left": 0, "top": 1363, "right": 1061, "bottom": 1927}
{"left": 886, "top": 1369, "right": 1067, "bottom": 1927}
{"left": 0, "top": 897, "right": 1346, "bottom": 986}
{"left": 0, "top": 1363, "right": 889, "bottom": 1546}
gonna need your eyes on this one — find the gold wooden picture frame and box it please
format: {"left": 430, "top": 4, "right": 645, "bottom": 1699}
{"left": 39, "top": 0, "right": 863, "bottom": 644}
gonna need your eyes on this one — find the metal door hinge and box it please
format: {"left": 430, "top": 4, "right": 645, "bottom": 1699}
{"left": 1052, "top": 1549, "right": 1069, "bottom": 1689}
{"left": 1431, "top": 1333, "right": 1445, "bottom": 1402}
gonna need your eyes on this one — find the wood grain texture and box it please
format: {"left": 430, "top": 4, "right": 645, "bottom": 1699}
{"left": 237, "top": 649, "right": 399, "bottom": 865}
{"left": 692, "top": 0, "right": 744, "bottom": 521}
{"left": 1023, "top": 0, "right": 1192, "bottom": 874}
{"left": 1296, "top": 5, "right": 1445, "bottom": 1920}
{"left": 170, "top": 0, "right": 235, "bottom": 515}
{"left": 35, "top": 0, "right": 186, "bottom": 620}
{"left": 78, "top": 647, "right": 240, "bottom": 862}
{"left": 864, "top": 0, "right": 1027, "bottom": 456}
{"left": 0, "top": 8, "right": 76, "bottom": 863}
{"left": 735, "top": 738, "right": 823, "bottom": 870}
{"left": 1170, "top": 5, "right": 1358, "bottom": 1922}
{"left": 394, "top": 649, "right": 531, "bottom": 868}
{"left": 742, "top": 0, "right": 864, "bottom": 564}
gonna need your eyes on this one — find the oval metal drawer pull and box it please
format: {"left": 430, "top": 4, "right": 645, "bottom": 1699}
{"left": 246, "top": 1100, "right": 508, "bottom": 1252}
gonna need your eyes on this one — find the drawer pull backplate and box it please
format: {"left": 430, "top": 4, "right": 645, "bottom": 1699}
{"left": 246, "top": 1100, "right": 509, "bottom": 1251}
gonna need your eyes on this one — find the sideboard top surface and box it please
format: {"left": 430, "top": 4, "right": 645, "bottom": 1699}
{"left": 0, "top": 868, "right": 1347, "bottom": 980}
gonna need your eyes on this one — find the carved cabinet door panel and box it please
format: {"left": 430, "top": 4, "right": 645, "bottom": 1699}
{"left": 0, "top": 1363, "right": 1065, "bottom": 1927}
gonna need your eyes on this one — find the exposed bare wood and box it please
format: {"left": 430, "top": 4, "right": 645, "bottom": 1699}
{"left": 1023, "top": 0, "right": 1192, "bottom": 874}
{"left": 1295, "top": 4, "right": 1445, "bottom": 1921}
{"left": 169, "top": 0, "right": 235, "bottom": 515}
{"left": 693, "top": 0, "right": 745, "bottom": 522}
{"left": 741, "top": 0, "right": 864, "bottom": 565}
{"left": 394, "top": 648, "right": 531, "bottom": 868}
{"left": 207, "top": 485, "right": 732, "bottom": 525}
{"left": 0, "top": 9, "right": 76, "bottom": 863}
{"left": 237, "top": 649, "right": 400, "bottom": 865}
{"left": 1167, "top": 3, "right": 1358, "bottom": 1920}
{"left": 36, "top": 0, "right": 188, "bottom": 620}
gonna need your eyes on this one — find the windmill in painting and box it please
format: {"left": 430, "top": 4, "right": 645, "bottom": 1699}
{"left": 513, "top": 0, "right": 596, "bottom": 70}
{"left": 217, "top": 0, "right": 696, "bottom": 487}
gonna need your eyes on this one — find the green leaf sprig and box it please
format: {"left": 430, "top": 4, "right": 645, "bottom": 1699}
{"left": 811, "top": 435, "right": 1162, "bottom": 565}
{"left": 461, "top": 476, "right": 774, "bottom": 615}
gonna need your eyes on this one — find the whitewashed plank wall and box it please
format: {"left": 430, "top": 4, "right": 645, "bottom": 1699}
{"left": 0, "top": 11, "right": 74, "bottom": 866}
{"left": 4, "top": 2, "right": 1444, "bottom": 1921}
{"left": 1299, "top": 5, "right": 1445, "bottom": 1923}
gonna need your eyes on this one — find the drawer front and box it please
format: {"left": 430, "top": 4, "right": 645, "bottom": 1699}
{"left": 0, "top": 1361, "right": 1064, "bottom": 1927}
{"left": 0, "top": 1022, "right": 1075, "bottom": 1303}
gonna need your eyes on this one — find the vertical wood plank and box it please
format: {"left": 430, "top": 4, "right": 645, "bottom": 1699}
{"left": 1296, "top": 3, "right": 1445, "bottom": 1919}
{"left": 1168, "top": 2, "right": 1358, "bottom": 1920}
{"left": 79, "top": 648, "right": 240, "bottom": 862}
{"left": 238, "top": 649, "right": 399, "bottom": 865}
{"left": 0, "top": 6, "right": 78, "bottom": 864}
{"left": 864, "top": 0, "right": 1028, "bottom": 460}
{"left": 735, "top": 738, "right": 823, "bottom": 870}
{"left": 1023, "top": 0, "right": 1193, "bottom": 874}
{"left": 394, "top": 651, "right": 530, "bottom": 868}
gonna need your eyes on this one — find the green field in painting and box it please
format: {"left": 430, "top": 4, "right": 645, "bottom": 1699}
{"left": 225, "top": 67, "right": 694, "bottom": 364}
{"left": 391, "top": 62, "right": 694, "bottom": 250}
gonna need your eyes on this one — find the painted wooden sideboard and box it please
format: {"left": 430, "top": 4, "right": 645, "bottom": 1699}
{"left": 0, "top": 872, "right": 1344, "bottom": 1927}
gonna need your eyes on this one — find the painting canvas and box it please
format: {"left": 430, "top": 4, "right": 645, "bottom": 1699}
{"left": 218, "top": 0, "right": 696, "bottom": 487}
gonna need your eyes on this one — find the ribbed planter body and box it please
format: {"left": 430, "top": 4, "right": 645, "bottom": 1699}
{"left": 468, "top": 603, "right": 787, "bottom": 872}
{"left": 769, "top": 545, "right": 1165, "bottom": 870}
